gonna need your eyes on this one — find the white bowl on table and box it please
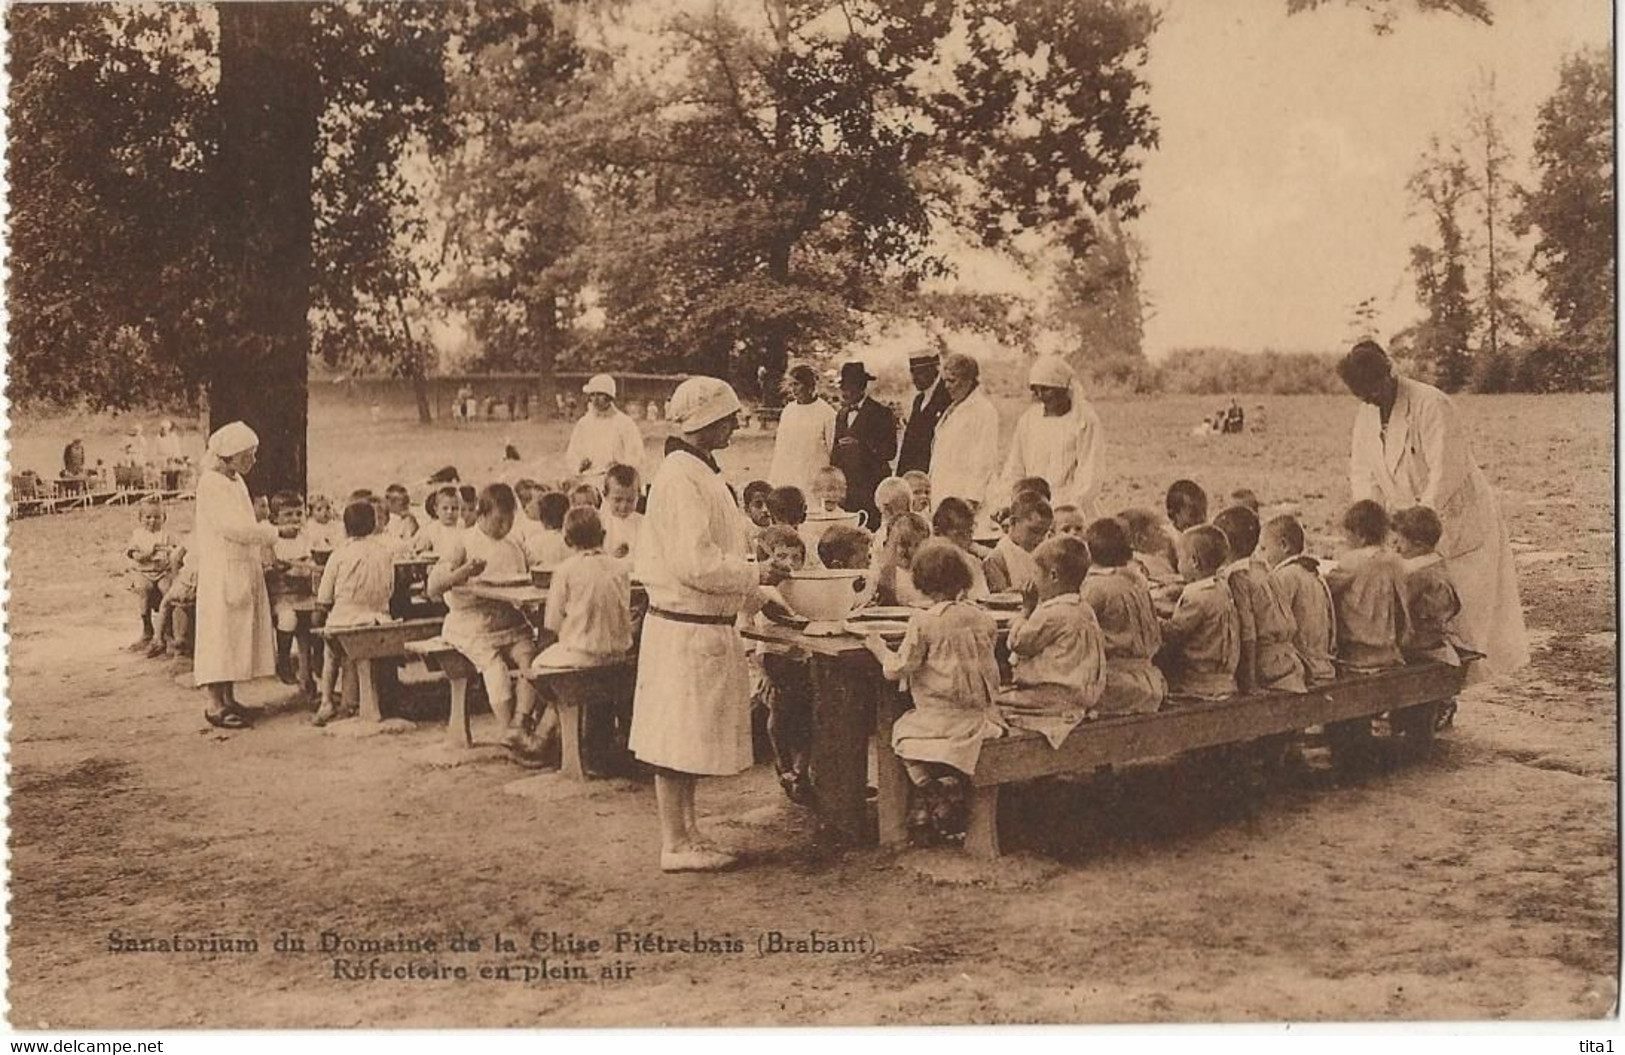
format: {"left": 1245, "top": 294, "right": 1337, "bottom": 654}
{"left": 779, "top": 568, "right": 870, "bottom": 624}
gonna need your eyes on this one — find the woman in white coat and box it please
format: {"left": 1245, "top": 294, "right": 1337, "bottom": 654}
{"left": 1339, "top": 342, "right": 1530, "bottom": 679}
{"left": 630, "top": 377, "right": 781, "bottom": 873}
{"left": 193, "top": 421, "right": 283, "bottom": 728}
{"left": 999, "top": 355, "right": 1104, "bottom": 518}
{"left": 767, "top": 362, "right": 836, "bottom": 496}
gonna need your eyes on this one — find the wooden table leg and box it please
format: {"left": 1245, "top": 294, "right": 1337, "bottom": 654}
{"left": 963, "top": 786, "right": 1002, "bottom": 859}
{"left": 809, "top": 653, "right": 876, "bottom": 846}
{"left": 875, "top": 687, "right": 911, "bottom": 848}
{"left": 556, "top": 693, "right": 586, "bottom": 781}
{"left": 356, "top": 657, "right": 382, "bottom": 722}
{"left": 446, "top": 672, "right": 472, "bottom": 747}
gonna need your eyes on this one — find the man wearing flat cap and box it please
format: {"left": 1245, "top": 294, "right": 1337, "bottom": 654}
{"left": 829, "top": 360, "right": 898, "bottom": 525}
{"left": 896, "top": 351, "right": 951, "bottom": 477}
{"left": 564, "top": 373, "right": 645, "bottom": 487}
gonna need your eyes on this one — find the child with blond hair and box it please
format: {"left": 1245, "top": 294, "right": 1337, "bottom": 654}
{"left": 313, "top": 500, "right": 395, "bottom": 725}
{"left": 902, "top": 470, "right": 932, "bottom": 515}
{"left": 304, "top": 494, "right": 341, "bottom": 551}
{"left": 983, "top": 491, "right": 1052, "bottom": 594}
{"left": 875, "top": 512, "right": 931, "bottom": 607}
{"left": 125, "top": 497, "right": 181, "bottom": 651}
{"left": 997, "top": 535, "right": 1107, "bottom": 747}
{"left": 811, "top": 466, "right": 849, "bottom": 515}
{"left": 602, "top": 463, "right": 644, "bottom": 562}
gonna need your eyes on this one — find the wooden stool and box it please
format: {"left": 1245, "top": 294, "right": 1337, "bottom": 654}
{"left": 527, "top": 661, "right": 634, "bottom": 781}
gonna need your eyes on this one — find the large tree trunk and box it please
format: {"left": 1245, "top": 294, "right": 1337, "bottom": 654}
{"left": 211, "top": 3, "right": 318, "bottom": 495}
{"left": 393, "top": 290, "right": 434, "bottom": 425}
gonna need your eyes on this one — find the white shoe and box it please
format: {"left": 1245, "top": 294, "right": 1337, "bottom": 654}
{"left": 660, "top": 848, "right": 738, "bottom": 873}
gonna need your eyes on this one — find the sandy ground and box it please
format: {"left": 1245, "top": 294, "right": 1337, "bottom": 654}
{"left": 5, "top": 392, "right": 1616, "bottom": 1027}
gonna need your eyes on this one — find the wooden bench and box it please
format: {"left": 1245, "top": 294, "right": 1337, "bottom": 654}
{"left": 876, "top": 658, "right": 1475, "bottom": 859}
{"left": 316, "top": 617, "right": 443, "bottom": 722}
{"left": 404, "top": 637, "right": 483, "bottom": 747}
{"left": 525, "top": 660, "right": 635, "bottom": 780}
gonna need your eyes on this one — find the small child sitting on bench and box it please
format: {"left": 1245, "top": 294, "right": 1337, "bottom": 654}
{"left": 536, "top": 507, "right": 632, "bottom": 669}
{"left": 997, "top": 535, "right": 1106, "bottom": 747}
{"left": 313, "top": 500, "right": 394, "bottom": 725}
{"left": 874, "top": 512, "right": 931, "bottom": 607}
{"left": 864, "top": 540, "right": 1007, "bottom": 843}
{"left": 1158, "top": 524, "right": 1240, "bottom": 699}
{"left": 1391, "top": 505, "right": 1463, "bottom": 666}
{"left": 983, "top": 491, "right": 1052, "bottom": 595}
{"left": 1081, "top": 517, "right": 1167, "bottom": 715}
{"left": 1325, "top": 500, "right": 1408, "bottom": 672}
{"left": 1258, "top": 514, "right": 1337, "bottom": 686}
{"left": 1213, "top": 504, "right": 1306, "bottom": 694}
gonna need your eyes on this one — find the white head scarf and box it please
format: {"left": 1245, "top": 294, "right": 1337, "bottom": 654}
{"left": 1027, "top": 355, "right": 1075, "bottom": 389}
{"left": 668, "top": 377, "right": 742, "bottom": 433}
{"left": 206, "top": 421, "right": 259, "bottom": 467}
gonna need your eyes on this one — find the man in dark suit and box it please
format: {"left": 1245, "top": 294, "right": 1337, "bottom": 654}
{"left": 895, "top": 351, "right": 951, "bottom": 476}
{"left": 830, "top": 360, "right": 898, "bottom": 525}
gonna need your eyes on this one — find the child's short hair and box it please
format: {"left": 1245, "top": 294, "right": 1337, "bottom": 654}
{"left": 817, "top": 525, "right": 872, "bottom": 570}
{"left": 932, "top": 496, "right": 975, "bottom": 537}
{"left": 458, "top": 484, "right": 478, "bottom": 508}
{"left": 874, "top": 476, "right": 911, "bottom": 514}
{"left": 308, "top": 493, "right": 331, "bottom": 510}
{"left": 514, "top": 478, "right": 542, "bottom": 505}
{"left": 1179, "top": 524, "right": 1230, "bottom": 577}
{"left": 342, "top": 499, "right": 376, "bottom": 539}
{"left": 136, "top": 495, "right": 165, "bottom": 518}
{"left": 1085, "top": 518, "right": 1133, "bottom": 567}
{"left": 1166, "top": 479, "right": 1208, "bottom": 526}
{"left": 563, "top": 506, "right": 606, "bottom": 550}
{"left": 569, "top": 482, "right": 603, "bottom": 508}
{"left": 478, "top": 483, "right": 518, "bottom": 518}
{"left": 1036, "top": 535, "right": 1091, "bottom": 591}
{"left": 537, "top": 492, "right": 571, "bottom": 531}
{"left": 1230, "top": 488, "right": 1260, "bottom": 513}
{"left": 1009, "top": 491, "right": 1053, "bottom": 524}
{"left": 759, "top": 525, "right": 807, "bottom": 561}
{"left": 767, "top": 486, "right": 808, "bottom": 526}
{"left": 813, "top": 465, "right": 847, "bottom": 495}
{"left": 270, "top": 491, "right": 303, "bottom": 519}
{"left": 1391, "top": 505, "right": 1443, "bottom": 550}
{"left": 1343, "top": 499, "right": 1389, "bottom": 547}
{"left": 1116, "top": 507, "right": 1165, "bottom": 553}
{"left": 910, "top": 539, "right": 973, "bottom": 600}
{"left": 428, "top": 484, "right": 459, "bottom": 518}
{"left": 742, "top": 479, "right": 773, "bottom": 506}
{"left": 1212, "top": 505, "right": 1261, "bottom": 560}
{"left": 902, "top": 470, "right": 931, "bottom": 488}
{"left": 1052, "top": 503, "right": 1081, "bottom": 520}
{"left": 385, "top": 482, "right": 408, "bottom": 499}
{"left": 1262, "top": 514, "right": 1306, "bottom": 555}
{"left": 891, "top": 511, "right": 930, "bottom": 545}
{"left": 605, "top": 463, "right": 640, "bottom": 492}
{"left": 1012, "top": 476, "right": 1051, "bottom": 502}
{"left": 348, "top": 488, "right": 374, "bottom": 502}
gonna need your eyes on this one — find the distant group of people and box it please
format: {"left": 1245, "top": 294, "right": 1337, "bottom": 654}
{"left": 58, "top": 419, "right": 191, "bottom": 492}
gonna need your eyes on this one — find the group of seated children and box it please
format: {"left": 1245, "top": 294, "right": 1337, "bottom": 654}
{"left": 739, "top": 464, "right": 1464, "bottom": 843}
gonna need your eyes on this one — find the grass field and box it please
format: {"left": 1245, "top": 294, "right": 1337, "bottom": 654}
{"left": 4, "top": 391, "right": 1615, "bottom": 1026}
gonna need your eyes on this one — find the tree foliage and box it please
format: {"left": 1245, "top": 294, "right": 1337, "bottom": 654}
{"left": 1404, "top": 136, "right": 1476, "bottom": 391}
{"left": 1284, "top": 0, "right": 1493, "bottom": 33}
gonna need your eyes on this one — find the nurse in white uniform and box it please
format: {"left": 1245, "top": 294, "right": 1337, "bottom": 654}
{"left": 1340, "top": 341, "right": 1530, "bottom": 680}
{"left": 193, "top": 421, "right": 283, "bottom": 729}
{"left": 630, "top": 377, "right": 781, "bottom": 872}
{"left": 998, "top": 355, "right": 1105, "bottom": 518}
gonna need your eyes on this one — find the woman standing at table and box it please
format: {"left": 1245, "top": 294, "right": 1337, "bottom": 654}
{"left": 193, "top": 421, "right": 282, "bottom": 729}
{"left": 630, "top": 376, "right": 780, "bottom": 873}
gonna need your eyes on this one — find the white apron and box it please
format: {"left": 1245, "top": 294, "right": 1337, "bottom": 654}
{"left": 193, "top": 469, "right": 278, "bottom": 686}
{"left": 999, "top": 388, "right": 1104, "bottom": 517}
{"left": 629, "top": 445, "right": 760, "bottom": 775}
{"left": 1349, "top": 377, "right": 1530, "bottom": 679}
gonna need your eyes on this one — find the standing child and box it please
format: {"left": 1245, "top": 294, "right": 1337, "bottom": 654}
{"left": 1158, "top": 525, "right": 1240, "bottom": 698}
{"left": 1391, "top": 505, "right": 1463, "bottom": 665}
{"left": 148, "top": 537, "right": 199, "bottom": 658}
{"left": 313, "top": 500, "right": 394, "bottom": 725}
{"left": 125, "top": 497, "right": 180, "bottom": 650}
{"left": 983, "top": 492, "right": 1052, "bottom": 594}
{"left": 602, "top": 463, "right": 644, "bottom": 562}
{"left": 1213, "top": 505, "right": 1306, "bottom": 694}
{"left": 997, "top": 536, "right": 1107, "bottom": 747}
{"left": 412, "top": 485, "right": 464, "bottom": 556}
{"left": 863, "top": 540, "right": 1006, "bottom": 841}
{"left": 902, "top": 470, "right": 932, "bottom": 515}
{"left": 267, "top": 492, "right": 314, "bottom": 685}
{"left": 427, "top": 483, "right": 550, "bottom": 761}
{"left": 754, "top": 526, "right": 816, "bottom": 803}
{"left": 931, "top": 497, "right": 990, "bottom": 600}
{"left": 305, "top": 494, "right": 341, "bottom": 551}
{"left": 1259, "top": 514, "right": 1338, "bottom": 685}
{"left": 1082, "top": 518, "right": 1167, "bottom": 715}
{"left": 1324, "top": 499, "right": 1408, "bottom": 672}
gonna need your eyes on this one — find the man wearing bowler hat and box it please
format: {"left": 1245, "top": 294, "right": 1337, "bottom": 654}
{"left": 896, "top": 350, "right": 951, "bottom": 476}
{"left": 830, "top": 360, "right": 898, "bottom": 525}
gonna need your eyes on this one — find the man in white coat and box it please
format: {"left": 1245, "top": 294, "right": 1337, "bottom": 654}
{"left": 630, "top": 376, "right": 782, "bottom": 873}
{"left": 564, "top": 374, "right": 645, "bottom": 485}
{"left": 999, "top": 355, "right": 1104, "bottom": 518}
{"left": 1340, "top": 341, "right": 1530, "bottom": 679}
{"left": 929, "top": 352, "right": 1002, "bottom": 515}
{"left": 766, "top": 362, "right": 836, "bottom": 496}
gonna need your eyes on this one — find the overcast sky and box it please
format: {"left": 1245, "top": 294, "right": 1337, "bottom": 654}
{"left": 1135, "top": 0, "right": 1611, "bottom": 357}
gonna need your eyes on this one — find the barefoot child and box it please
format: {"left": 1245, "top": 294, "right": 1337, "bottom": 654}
{"left": 1158, "top": 524, "right": 1239, "bottom": 698}
{"left": 1259, "top": 514, "right": 1337, "bottom": 686}
{"left": 864, "top": 540, "right": 1006, "bottom": 842}
{"left": 602, "top": 463, "right": 644, "bottom": 562}
{"left": 313, "top": 500, "right": 394, "bottom": 725}
{"left": 1082, "top": 517, "right": 1167, "bottom": 714}
{"left": 1213, "top": 505, "right": 1306, "bottom": 694}
{"left": 1324, "top": 499, "right": 1408, "bottom": 672}
{"left": 125, "top": 497, "right": 180, "bottom": 650}
{"left": 428, "top": 483, "right": 548, "bottom": 761}
{"left": 997, "top": 536, "right": 1107, "bottom": 747}
{"left": 984, "top": 492, "right": 1052, "bottom": 594}
{"left": 1391, "top": 505, "right": 1463, "bottom": 665}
